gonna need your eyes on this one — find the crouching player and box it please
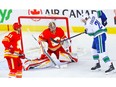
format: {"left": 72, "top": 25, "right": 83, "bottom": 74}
{"left": 23, "top": 22, "right": 78, "bottom": 70}
{"left": 2, "top": 22, "right": 25, "bottom": 78}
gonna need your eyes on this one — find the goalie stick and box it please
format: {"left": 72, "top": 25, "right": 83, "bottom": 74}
{"left": 50, "top": 32, "right": 85, "bottom": 43}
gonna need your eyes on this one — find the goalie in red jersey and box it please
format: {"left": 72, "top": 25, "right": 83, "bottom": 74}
{"left": 2, "top": 22, "right": 25, "bottom": 78}
{"left": 23, "top": 22, "right": 78, "bottom": 70}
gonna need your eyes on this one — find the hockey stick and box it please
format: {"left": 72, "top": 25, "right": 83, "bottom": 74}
{"left": 50, "top": 32, "right": 85, "bottom": 43}
{"left": 13, "top": 52, "right": 31, "bottom": 61}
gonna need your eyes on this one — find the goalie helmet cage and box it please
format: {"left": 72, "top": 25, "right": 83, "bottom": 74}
{"left": 18, "top": 15, "right": 72, "bottom": 55}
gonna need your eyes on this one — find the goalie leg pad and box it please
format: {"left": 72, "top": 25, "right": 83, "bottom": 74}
{"left": 71, "top": 57, "right": 78, "bottom": 62}
{"left": 59, "top": 52, "right": 78, "bottom": 63}
{"left": 23, "top": 58, "right": 50, "bottom": 71}
{"left": 66, "top": 53, "right": 78, "bottom": 62}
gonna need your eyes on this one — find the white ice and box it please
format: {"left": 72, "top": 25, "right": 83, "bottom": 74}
{"left": 0, "top": 32, "right": 116, "bottom": 78}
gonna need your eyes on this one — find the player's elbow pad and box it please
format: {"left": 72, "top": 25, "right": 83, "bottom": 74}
{"left": 2, "top": 40, "right": 10, "bottom": 50}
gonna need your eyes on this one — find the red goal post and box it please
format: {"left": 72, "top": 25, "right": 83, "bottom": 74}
{"left": 18, "top": 15, "right": 72, "bottom": 54}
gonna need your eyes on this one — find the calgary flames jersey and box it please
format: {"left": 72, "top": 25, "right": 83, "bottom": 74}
{"left": 2, "top": 31, "right": 22, "bottom": 53}
{"left": 39, "top": 27, "right": 66, "bottom": 51}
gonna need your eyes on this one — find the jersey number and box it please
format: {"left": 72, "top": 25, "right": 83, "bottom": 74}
{"left": 91, "top": 16, "right": 103, "bottom": 29}
{"left": 94, "top": 19, "right": 103, "bottom": 29}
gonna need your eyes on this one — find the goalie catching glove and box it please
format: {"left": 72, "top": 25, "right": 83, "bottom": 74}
{"left": 62, "top": 38, "right": 71, "bottom": 51}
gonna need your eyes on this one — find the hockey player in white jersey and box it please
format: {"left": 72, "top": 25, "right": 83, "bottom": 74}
{"left": 81, "top": 13, "right": 115, "bottom": 74}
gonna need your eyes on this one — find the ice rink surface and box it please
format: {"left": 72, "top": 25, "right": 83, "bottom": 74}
{"left": 0, "top": 32, "right": 116, "bottom": 78}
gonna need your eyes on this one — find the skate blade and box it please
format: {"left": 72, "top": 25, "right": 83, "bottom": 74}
{"left": 91, "top": 68, "right": 101, "bottom": 72}
{"left": 105, "top": 69, "right": 116, "bottom": 75}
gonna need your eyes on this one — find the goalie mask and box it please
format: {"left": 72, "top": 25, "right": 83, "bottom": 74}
{"left": 48, "top": 22, "right": 56, "bottom": 32}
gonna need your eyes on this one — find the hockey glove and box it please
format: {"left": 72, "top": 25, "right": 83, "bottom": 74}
{"left": 62, "top": 39, "right": 71, "bottom": 51}
{"left": 19, "top": 54, "right": 25, "bottom": 59}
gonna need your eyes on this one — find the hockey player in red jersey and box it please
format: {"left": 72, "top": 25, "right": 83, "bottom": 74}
{"left": 2, "top": 22, "right": 25, "bottom": 78}
{"left": 23, "top": 22, "right": 78, "bottom": 70}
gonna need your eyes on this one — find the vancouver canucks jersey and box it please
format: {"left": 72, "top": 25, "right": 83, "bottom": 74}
{"left": 85, "top": 15, "right": 107, "bottom": 37}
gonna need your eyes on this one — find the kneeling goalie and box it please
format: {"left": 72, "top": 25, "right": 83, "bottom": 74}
{"left": 23, "top": 22, "right": 78, "bottom": 71}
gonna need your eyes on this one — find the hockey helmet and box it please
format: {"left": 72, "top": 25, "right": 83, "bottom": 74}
{"left": 13, "top": 22, "right": 22, "bottom": 30}
{"left": 48, "top": 22, "right": 56, "bottom": 30}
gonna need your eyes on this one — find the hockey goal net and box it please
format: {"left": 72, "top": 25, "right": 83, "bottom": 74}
{"left": 18, "top": 15, "right": 72, "bottom": 59}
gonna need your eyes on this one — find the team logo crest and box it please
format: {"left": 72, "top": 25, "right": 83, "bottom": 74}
{"left": 28, "top": 9, "right": 43, "bottom": 21}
